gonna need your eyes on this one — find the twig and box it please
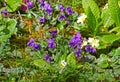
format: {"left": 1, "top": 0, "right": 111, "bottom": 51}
{"left": 18, "top": 11, "right": 23, "bottom": 21}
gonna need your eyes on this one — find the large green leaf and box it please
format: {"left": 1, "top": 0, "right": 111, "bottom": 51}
{"left": 82, "top": 0, "right": 100, "bottom": 20}
{"left": 101, "top": 34, "right": 120, "bottom": 44}
{"left": 86, "top": 7, "right": 96, "bottom": 33}
{"left": 82, "top": 0, "right": 101, "bottom": 36}
{"left": 101, "top": 8, "right": 114, "bottom": 28}
{"left": 108, "top": 0, "right": 120, "bottom": 26}
{"left": 6, "top": 0, "right": 22, "bottom": 12}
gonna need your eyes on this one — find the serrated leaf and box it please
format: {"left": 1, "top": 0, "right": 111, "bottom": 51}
{"left": 86, "top": 7, "right": 96, "bottom": 33}
{"left": 101, "top": 8, "right": 114, "bottom": 28}
{"left": 108, "top": 0, "right": 120, "bottom": 26}
{"left": 82, "top": 0, "right": 100, "bottom": 20}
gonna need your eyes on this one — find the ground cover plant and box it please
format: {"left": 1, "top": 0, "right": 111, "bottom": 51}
{"left": 0, "top": 0, "right": 120, "bottom": 82}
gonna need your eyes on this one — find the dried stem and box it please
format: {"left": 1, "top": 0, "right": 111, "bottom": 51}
{"left": 18, "top": 11, "right": 23, "bottom": 21}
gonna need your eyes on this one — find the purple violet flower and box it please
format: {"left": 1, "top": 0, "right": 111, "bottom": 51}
{"left": 31, "top": 43, "right": 40, "bottom": 50}
{"left": 69, "top": 32, "right": 82, "bottom": 48}
{"left": 44, "top": 53, "right": 51, "bottom": 62}
{"left": 27, "top": 38, "right": 34, "bottom": 46}
{"left": 27, "top": 38, "right": 40, "bottom": 50}
{"left": 47, "top": 38, "right": 56, "bottom": 48}
{"left": 58, "top": 5, "right": 64, "bottom": 12}
{"left": 27, "top": 1, "right": 34, "bottom": 9}
{"left": 40, "top": 17, "right": 46, "bottom": 23}
{"left": 74, "top": 49, "right": 82, "bottom": 57}
{"left": 66, "top": 7, "right": 73, "bottom": 15}
{"left": 85, "top": 45, "right": 96, "bottom": 53}
{"left": 1, "top": 9, "right": 8, "bottom": 17}
{"left": 59, "top": 14, "right": 66, "bottom": 20}
{"left": 49, "top": 30, "right": 57, "bottom": 38}
{"left": 3, "top": 2, "right": 6, "bottom": 7}
{"left": 44, "top": 3, "right": 52, "bottom": 15}
{"left": 38, "top": 0, "right": 45, "bottom": 8}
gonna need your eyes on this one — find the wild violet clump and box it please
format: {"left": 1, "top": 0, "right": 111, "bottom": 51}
{"left": 27, "top": 31, "right": 99, "bottom": 63}
{"left": 27, "top": 30, "right": 58, "bottom": 62}
{"left": 69, "top": 32, "right": 98, "bottom": 60}
{"left": 27, "top": 38, "right": 40, "bottom": 50}
{"left": 36, "top": 0, "right": 76, "bottom": 30}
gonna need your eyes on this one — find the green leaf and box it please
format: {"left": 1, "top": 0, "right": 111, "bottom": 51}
{"left": 86, "top": 7, "right": 96, "bottom": 33}
{"left": 82, "top": 0, "right": 100, "bottom": 20}
{"left": 114, "top": 47, "right": 120, "bottom": 56}
{"left": 7, "top": 0, "right": 22, "bottom": 12}
{"left": 101, "top": 8, "right": 114, "bottom": 28}
{"left": 108, "top": 0, "right": 120, "bottom": 26}
{"left": 109, "top": 26, "right": 120, "bottom": 34}
{"left": 0, "top": 19, "right": 17, "bottom": 43}
{"left": 7, "top": 19, "right": 17, "bottom": 34}
{"left": 97, "top": 54, "right": 109, "bottom": 68}
{"left": 0, "top": 63, "right": 3, "bottom": 69}
{"left": 110, "top": 47, "right": 120, "bottom": 56}
{"left": 67, "top": 53, "right": 76, "bottom": 66}
{"left": 77, "top": 64, "right": 83, "bottom": 69}
{"left": 82, "top": 0, "right": 101, "bottom": 36}
{"left": 0, "top": 14, "right": 2, "bottom": 20}
{"left": 114, "top": 68, "right": 120, "bottom": 77}
{"left": 98, "top": 41, "right": 107, "bottom": 49}
{"left": 0, "top": 34, "right": 11, "bottom": 43}
{"left": 57, "top": 20, "right": 66, "bottom": 33}
{"left": 34, "top": 59, "right": 51, "bottom": 68}
{"left": 57, "top": 24, "right": 64, "bottom": 33}
{"left": 101, "top": 34, "right": 120, "bottom": 44}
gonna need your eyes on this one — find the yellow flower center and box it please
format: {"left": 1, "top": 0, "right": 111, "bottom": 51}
{"left": 61, "top": 64, "right": 65, "bottom": 69}
{"left": 92, "top": 39, "right": 97, "bottom": 44}
{"left": 81, "top": 17, "right": 86, "bottom": 22}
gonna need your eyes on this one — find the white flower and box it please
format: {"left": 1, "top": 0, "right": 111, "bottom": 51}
{"left": 61, "top": 60, "right": 67, "bottom": 69}
{"left": 77, "top": 13, "right": 87, "bottom": 25}
{"left": 81, "top": 40, "right": 88, "bottom": 48}
{"left": 103, "top": 3, "right": 108, "bottom": 10}
{"left": 88, "top": 37, "right": 99, "bottom": 48}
